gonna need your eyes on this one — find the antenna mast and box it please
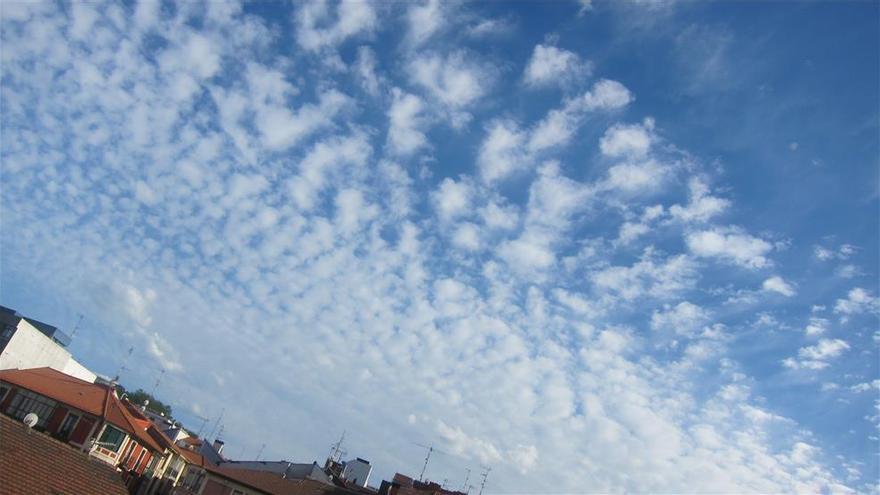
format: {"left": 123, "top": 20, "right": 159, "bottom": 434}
{"left": 149, "top": 368, "right": 166, "bottom": 396}
{"left": 461, "top": 468, "right": 471, "bottom": 492}
{"left": 329, "top": 430, "right": 346, "bottom": 462}
{"left": 114, "top": 346, "right": 134, "bottom": 381}
{"left": 255, "top": 442, "right": 266, "bottom": 461}
{"left": 419, "top": 445, "right": 433, "bottom": 482}
{"left": 69, "top": 314, "right": 84, "bottom": 341}
{"left": 478, "top": 467, "right": 491, "bottom": 495}
{"left": 206, "top": 408, "right": 225, "bottom": 440}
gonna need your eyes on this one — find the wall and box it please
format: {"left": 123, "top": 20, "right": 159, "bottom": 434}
{"left": 342, "top": 459, "right": 372, "bottom": 487}
{"left": 0, "top": 320, "right": 96, "bottom": 382}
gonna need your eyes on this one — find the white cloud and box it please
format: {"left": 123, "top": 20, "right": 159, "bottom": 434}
{"left": 478, "top": 119, "right": 528, "bottom": 183}
{"left": 834, "top": 287, "right": 880, "bottom": 317}
{"left": 480, "top": 202, "right": 519, "bottom": 230}
{"left": 433, "top": 178, "right": 473, "bottom": 222}
{"left": 784, "top": 339, "right": 850, "bottom": 371}
{"left": 354, "top": 46, "right": 382, "bottom": 95}
{"left": 849, "top": 379, "right": 880, "bottom": 393}
{"left": 295, "top": 0, "right": 377, "bottom": 52}
{"left": 577, "top": 0, "right": 594, "bottom": 15}
{"left": 685, "top": 227, "right": 773, "bottom": 269}
{"left": 814, "top": 243, "right": 857, "bottom": 261}
{"left": 386, "top": 88, "right": 429, "bottom": 157}
{"left": 523, "top": 43, "right": 590, "bottom": 88}
{"left": 498, "top": 230, "right": 557, "bottom": 273}
{"left": 604, "top": 159, "right": 668, "bottom": 194}
{"left": 467, "top": 18, "right": 514, "bottom": 38}
{"left": 651, "top": 301, "right": 710, "bottom": 337}
{"left": 405, "top": 0, "right": 447, "bottom": 47}
{"left": 850, "top": 380, "right": 880, "bottom": 393}
{"left": 582, "top": 79, "right": 634, "bottom": 110}
{"left": 669, "top": 178, "right": 730, "bottom": 223}
{"left": 508, "top": 444, "right": 539, "bottom": 473}
{"left": 599, "top": 119, "right": 654, "bottom": 158}
{"left": 804, "top": 317, "right": 829, "bottom": 337}
{"left": 762, "top": 276, "right": 796, "bottom": 297}
{"left": 452, "top": 222, "right": 482, "bottom": 251}
{"left": 592, "top": 252, "right": 697, "bottom": 301}
{"left": 799, "top": 339, "right": 850, "bottom": 361}
{"left": 409, "top": 51, "right": 491, "bottom": 122}
{"left": 254, "top": 89, "right": 351, "bottom": 151}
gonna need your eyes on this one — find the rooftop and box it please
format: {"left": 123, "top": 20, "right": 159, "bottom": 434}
{"left": 0, "top": 367, "right": 164, "bottom": 452}
{"left": 0, "top": 413, "right": 129, "bottom": 495}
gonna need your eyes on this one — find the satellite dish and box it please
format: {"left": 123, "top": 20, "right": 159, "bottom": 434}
{"left": 23, "top": 413, "right": 38, "bottom": 428}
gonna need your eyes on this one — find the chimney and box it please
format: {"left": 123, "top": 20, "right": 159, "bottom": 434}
{"left": 213, "top": 439, "right": 225, "bottom": 455}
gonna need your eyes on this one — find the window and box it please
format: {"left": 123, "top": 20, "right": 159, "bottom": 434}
{"left": 0, "top": 385, "right": 9, "bottom": 403}
{"left": 133, "top": 449, "right": 147, "bottom": 471}
{"left": 165, "top": 457, "right": 185, "bottom": 480}
{"left": 58, "top": 412, "right": 80, "bottom": 439}
{"left": 97, "top": 424, "right": 126, "bottom": 452}
{"left": 7, "top": 389, "right": 56, "bottom": 428}
{"left": 0, "top": 324, "right": 15, "bottom": 351}
{"left": 232, "top": 490, "right": 245, "bottom": 495}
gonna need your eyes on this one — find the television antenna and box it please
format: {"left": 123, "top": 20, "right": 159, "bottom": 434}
{"left": 329, "top": 430, "right": 347, "bottom": 462}
{"left": 461, "top": 468, "right": 471, "bottom": 492}
{"left": 413, "top": 443, "right": 453, "bottom": 482}
{"left": 255, "top": 442, "right": 266, "bottom": 461}
{"left": 478, "top": 467, "right": 491, "bottom": 495}
{"left": 114, "top": 346, "right": 134, "bottom": 381}
{"left": 149, "top": 368, "right": 166, "bottom": 397}
{"left": 69, "top": 314, "right": 84, "bottom": 341}
{"left": 206, "top": 408, "right": 224, "bottom": 440}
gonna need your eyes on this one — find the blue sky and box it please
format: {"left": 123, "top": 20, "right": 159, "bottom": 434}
{"left": 1, "top": 0, "right": 878, "bottom": 492}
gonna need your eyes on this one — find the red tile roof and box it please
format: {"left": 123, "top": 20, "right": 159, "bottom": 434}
{"left": 207, "top": 467, "right": 363, "bottom": 495}
{"left": 390, "top": 474, "right": 466, "bottom": 495}
{"left": 0, "top": 367, "right": 164, "bottom": 452}
{"left": 0, "top": 413, "right": 129, "bottom": 495}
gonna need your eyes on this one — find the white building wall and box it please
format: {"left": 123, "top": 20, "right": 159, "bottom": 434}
{"left": 0, "top": 319, "right": 96, "bottom": 382}
{"left": 61, "top": 358, "right": 98, "bottom": 382}
{"left": 342, "top": 458, "right": 372, "bottom": 487}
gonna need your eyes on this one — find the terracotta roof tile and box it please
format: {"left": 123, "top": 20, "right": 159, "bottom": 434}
{"left": 0, "top": 413, "right": 129, "bottom": 495}
{"left": 207, "top": 468, "right": 362, "bottom": 495}
{"left": 0, "top": 367, "right": 164, "bottom": 452}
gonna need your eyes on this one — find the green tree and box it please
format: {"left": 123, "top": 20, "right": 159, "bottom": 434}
{"left": 127, "top": 389, "right": 173, "bottom": 418}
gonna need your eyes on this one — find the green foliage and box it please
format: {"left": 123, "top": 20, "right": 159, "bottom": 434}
{"left": 127, "top": 388, "right": 173, "bottom": 418}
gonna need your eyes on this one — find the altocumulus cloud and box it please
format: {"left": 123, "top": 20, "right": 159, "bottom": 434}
{"left": 0, "top": 1, "right": 876, "bottom": 493}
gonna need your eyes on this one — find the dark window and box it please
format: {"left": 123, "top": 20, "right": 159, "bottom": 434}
{"left": 0, "top": 324, "right": 15, "bottom": 352}
{"left": 7, "top": 390, "right": 56, "bottom": 428}
{"left": 58, "top": 412, "right": 80, "bottom": 439}
{"left": 0, "top": 385, "right": 9, "bottom": 403}
{"left": 97, "top": 424, "right": 126, "bottom": 452}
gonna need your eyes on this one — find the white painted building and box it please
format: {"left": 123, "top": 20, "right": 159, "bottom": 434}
{"left": 0, "top": 305, "right": 96, "bottom": 382}
{"left": 341, "top": 458, "right": 372, "bottom": 487}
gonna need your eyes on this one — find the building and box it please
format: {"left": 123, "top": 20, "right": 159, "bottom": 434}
{"left": 340, "top": 458, "right": 373, "bottom": 488}
{"left": 0, "top": 305, "right": 96, "bottom": 382}
{"left": 378, "top": 474, "right": 468, "bottom": 495}
{"left": 218, "top": 460, "right": 333, "bottom": 484}
{"left": 0, "top": 412, "right": 130, "bottom": 495}
{"left": 0, "top": 367, "right": 166, "bottom": 481}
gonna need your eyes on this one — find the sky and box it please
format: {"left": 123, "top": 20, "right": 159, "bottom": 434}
{"left": 0, "top": 0, "right": 878, "bottom": 492}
